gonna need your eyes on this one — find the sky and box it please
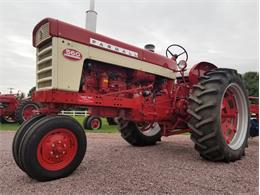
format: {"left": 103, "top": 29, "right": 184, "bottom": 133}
{"left": 0, "top": 0, "right": 258, "bottom": 94}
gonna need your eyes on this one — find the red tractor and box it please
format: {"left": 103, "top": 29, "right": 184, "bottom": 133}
{"left": 0, "top": 93, "right": 39, "bottom": 124}
{"left": 0, "top": 93, "right": 18, "bottom": 123}
{"left": 12, "top": 18, "right": 250, "bottom": 181}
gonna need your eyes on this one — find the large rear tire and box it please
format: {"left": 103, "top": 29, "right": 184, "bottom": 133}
{"left": 119, "top": 121, "right": 161, "bottom": 146}
{"left": 188, "top": 68, "right": 250, "bottom": 162}
{"left": 18, "top": 115, "right": 87, "bottom": 181}
{"left": 15, "top": 99, "right": 39, "bottom": 124}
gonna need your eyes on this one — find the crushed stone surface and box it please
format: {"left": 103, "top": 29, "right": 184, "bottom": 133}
{"left": 0, "top": 132, "right": 258, "bottom": 195}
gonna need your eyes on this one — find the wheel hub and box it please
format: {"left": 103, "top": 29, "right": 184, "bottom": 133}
{"left": 37, "top": 128, "right": 78, "bottom": 171}
{"left": 220, "top": 83, "right": 248, "bottom": 150}
{"left": 91, "top": 119, "right": 100, "bottom": 129}
{"left": 221, "top": 89, "right": 238, "bottom": 144}
{"left": 136, "top": 122, "right": 161, "bottom": 136}
{"left": 22, "top": 105, "right": 38, "bottom": 120}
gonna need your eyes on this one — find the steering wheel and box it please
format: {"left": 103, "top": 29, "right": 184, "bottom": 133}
{"left": 166, "top": 44, "right": 188, "bottom": 62}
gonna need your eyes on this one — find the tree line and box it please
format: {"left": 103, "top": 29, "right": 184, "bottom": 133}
{"left": 243, "top": 72, "right": 259, "bottom": 97}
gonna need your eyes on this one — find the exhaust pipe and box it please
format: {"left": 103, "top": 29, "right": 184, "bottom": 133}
{"left": 85, "top": 0, "right": 97, "bottom": 32}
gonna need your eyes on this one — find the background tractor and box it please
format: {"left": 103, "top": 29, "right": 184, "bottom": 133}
{"left": 12, "top": 18, "right": 251, "bottom": 181}
{"left": 0, "top": 92, "right": 39, "bottom": 124}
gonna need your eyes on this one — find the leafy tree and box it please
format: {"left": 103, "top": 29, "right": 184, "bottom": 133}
{"left": 28, "top": 86, "right": 36, "bottom": 97}
{"left": 242, "top": 72, "right": 259, "bottom": 97}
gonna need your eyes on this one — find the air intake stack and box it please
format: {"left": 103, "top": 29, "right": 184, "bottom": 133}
{"left": 85, "top": 0, "right": 97, "bottom": 32}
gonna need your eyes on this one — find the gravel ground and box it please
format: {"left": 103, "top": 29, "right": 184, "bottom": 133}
{"left": 0, "top": 131, "right": 258, "bottom": 195}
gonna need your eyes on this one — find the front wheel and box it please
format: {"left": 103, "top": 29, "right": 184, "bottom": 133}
{"left": 188, "top": 68, "right": 250, "bottom": 162}
{"left": 83, "top": 115, "right": 102, "bottom": 130}
{"left": 18, "top": 115, "right": 87, "bottom": 181}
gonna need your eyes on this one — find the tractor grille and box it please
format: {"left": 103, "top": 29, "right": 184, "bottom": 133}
{"left": 36, "top": 39, "right": 53, "bottom": 89}
{"left": 35, "top": 22, "right": 51, "bottom": 46}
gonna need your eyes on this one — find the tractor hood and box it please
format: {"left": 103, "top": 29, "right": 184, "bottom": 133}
{"left": 32, "top": 18, "right": 177, "bottom": 71}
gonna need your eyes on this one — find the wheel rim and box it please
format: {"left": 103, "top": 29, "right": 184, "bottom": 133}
{"left": 91, "top": 119, "right": 101, "bottom": 130}
{"left": 22, "top": 104, "right": 38, "bottom": 121}
{"left": 221, "top": 83, "right": 248, "bottom": 150}
{"left": 136, "top": 122, "right": 161, "bottom": 136}
{"left": 37, "top": 128, "right": 78, "bottom": 171}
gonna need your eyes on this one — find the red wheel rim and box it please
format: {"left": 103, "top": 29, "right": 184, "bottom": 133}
{"left": 91, "top": 119, "right": 100, "bottom": 129}
{"left": 37, "top": 128, "right": 78, "bottom": 171}
{"left": 22, "top": 105, "right": 38, "bottom": 121}
{"left": 136, "top": 122, "right": 161, "bottom": 136}
{"left": 221, "top": 88, "right": 238, "bottom": 144}
{"left": 136, "top": 122, "right": 155, "bottom": 132}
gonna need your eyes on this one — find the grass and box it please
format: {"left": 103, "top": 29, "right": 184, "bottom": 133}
{"left": 0, "top": 116, "right": 118, "bottom": 133}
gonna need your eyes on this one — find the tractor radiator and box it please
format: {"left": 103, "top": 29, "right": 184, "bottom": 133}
{"left": 35, "top": 22, "right": 53, "bottom": 90}
{"left": 35, "top": 23, "right": 53, "bottom": 89}
{"left": 36, "top": 40, "right": 53, "bottom": 89}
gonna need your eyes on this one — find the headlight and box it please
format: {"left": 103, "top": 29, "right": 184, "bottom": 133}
{"left": 177, "top": 60, "right": 187, "bottom": 71}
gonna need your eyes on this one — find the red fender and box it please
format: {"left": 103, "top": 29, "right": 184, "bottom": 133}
{"left": 188, "top": 62, "right": 217, "bottom": 85}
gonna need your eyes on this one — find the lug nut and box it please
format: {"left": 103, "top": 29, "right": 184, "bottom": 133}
{"left": 64, "top": 144, "right": 66, "bottom": 147}
{"left": 62, "top": 151, "right": 66, "bottom": 154}
{"left": 51, "top": 144, "right": 55, "bottom": 148}
{"left": 56, "top": 155, "right": 59, "bottom": 158}
{"left": 50, "top": 151, "right": 53, "bottom": 155}
{"left": 58, "top": 141, "right": 61, "bottom": 144}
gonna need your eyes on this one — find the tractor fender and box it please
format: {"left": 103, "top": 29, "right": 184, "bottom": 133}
{"left": 188, "top": 61, "right": 217, "bottom": 85}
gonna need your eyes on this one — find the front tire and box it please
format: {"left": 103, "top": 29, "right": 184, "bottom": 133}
{"left": 188, "top": 68, "right": 250, "bottom": 162}
{"left": 12, "top": 114, "right": 46, "bottom": 171}
{"left": 18, "top": 115, "right": 87, "bottom": 181}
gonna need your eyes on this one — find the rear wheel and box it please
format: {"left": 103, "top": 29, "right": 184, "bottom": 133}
{"left": 188, "top": 68, "right": 250, "bottom": 162}
{"left": 18, "top": 115, "right": 87, "bottom": 181}
{"left": 15, "top": 99, "right": 39, "bottom": 124}
{"left": 119, "top": 121, "right": 161, "bottom": 146}
{"left": 83, "top": 115, "right": 102, "bottom": 130}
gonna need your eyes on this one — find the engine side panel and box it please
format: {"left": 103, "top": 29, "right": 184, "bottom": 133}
{"left": 36, "top": 37, "right": 176, "bottom": 92}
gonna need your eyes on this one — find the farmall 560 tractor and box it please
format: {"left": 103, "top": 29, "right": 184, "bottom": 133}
{"left": 12, "top": 18, "right": 250, "bottom": 181}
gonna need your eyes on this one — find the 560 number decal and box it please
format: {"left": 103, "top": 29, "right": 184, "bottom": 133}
{"left": 63, "top": 49, "right": 82, "bottom": 60}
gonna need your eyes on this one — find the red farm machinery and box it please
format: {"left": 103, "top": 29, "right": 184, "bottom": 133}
{"left": 12, "top": 18, "right": 251, "bottom": 181}
{"left": 0, "top": 93, "right": 39, "bottom": 124}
